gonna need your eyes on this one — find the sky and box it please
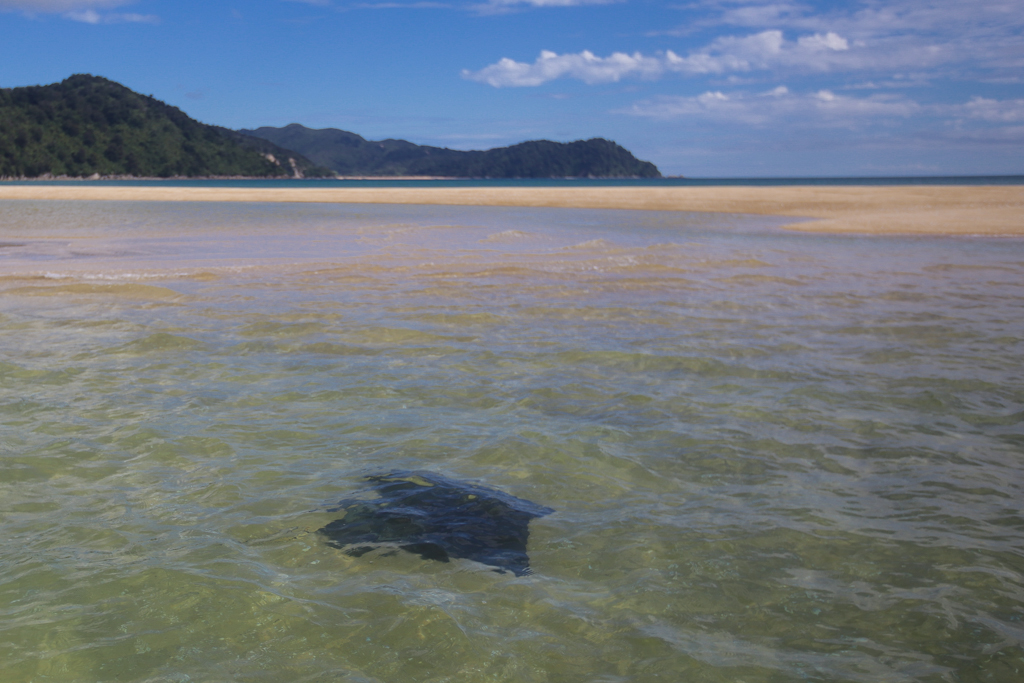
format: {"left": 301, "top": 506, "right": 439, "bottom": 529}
{"left": 1, "top": 0, "right": 1023, "bottom": 177}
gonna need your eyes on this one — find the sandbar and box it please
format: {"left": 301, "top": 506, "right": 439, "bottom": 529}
{"left": 1, "top": 184, "right": 1021, "bottom": 236}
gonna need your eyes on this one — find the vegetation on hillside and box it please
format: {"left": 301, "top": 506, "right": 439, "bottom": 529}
{"left": 0, "top": 75, "right": 333, "bottom": 178}
{"left": 0, "top": 75, "right": 659, "bottom": 179}
{"left": 242, "top": 124, "right": 662, "bottom": 178}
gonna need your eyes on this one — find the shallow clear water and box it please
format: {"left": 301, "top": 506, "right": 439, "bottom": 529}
{"left": 1, "top": 200, "right": 1022, "bottom": 682}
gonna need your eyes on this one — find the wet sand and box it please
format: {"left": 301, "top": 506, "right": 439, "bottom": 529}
{"left": 1, "top": 184, "right": 1021, "bottom": 235}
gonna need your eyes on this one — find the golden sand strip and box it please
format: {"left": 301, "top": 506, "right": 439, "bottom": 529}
{"left": 1, "top": 184, "right": 1021, "bottom": 235}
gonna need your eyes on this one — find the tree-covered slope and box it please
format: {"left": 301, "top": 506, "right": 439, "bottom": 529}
{"left": 242, "top": 123, "right": 661, "bottom": 178}
{"left": 214, "top": 127, "right": 335, "bottom": 178}
{"left": 0, "top": 75, "right": 659, "bottom": 179}
{"left": 0, "top": 75, "right": 333, "bottom": 178}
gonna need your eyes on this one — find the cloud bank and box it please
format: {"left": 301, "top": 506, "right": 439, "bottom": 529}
{"left": 665, "top": 0, "right": 1024, "bottom": 75}
{"left": 66, "top": 8, "right": 157, "bottom": 22}
{"left": 462, "top": 50, "right": 664, "bottom": 87}
{"left": 462, "top": 31, "right": 851, "bottom": 87}
{"left": 622, "top": 87, "right": 921, "bottom": 126}
{"left": 466, "top": 0, "right": 1024, "bottom": 89}
{"left": 477, "top": 0, "right": 616, "bottom": 9}
{"left": 0, "top": 0, "right": 157, "bottom": 22}
{"left": 960, "top": 97, "right": 1024, "bottom": 123}
{"left": 0, "top": 0, "right": 131, "bottom": 11}
{"left": 620, "top": 88, "right": 1024, "bottom": 146}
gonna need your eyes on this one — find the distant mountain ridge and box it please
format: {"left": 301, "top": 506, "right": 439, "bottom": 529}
{"left": 0, "top": 75, "right": 660, "bottom": 180}
{"left": 241, "top": 123, "right": 662, "bottom": 178}
{"left": 0, "top": 75, "right": 333, "bottom": 179}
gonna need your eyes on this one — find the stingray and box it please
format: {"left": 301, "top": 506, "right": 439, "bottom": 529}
{"left": 317, "top": 471, "right": 554, "bottom": 576}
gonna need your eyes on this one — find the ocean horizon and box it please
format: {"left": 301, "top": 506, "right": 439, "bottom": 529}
{"left": 2, "top": 174, "right": 1023, "bottom": 188}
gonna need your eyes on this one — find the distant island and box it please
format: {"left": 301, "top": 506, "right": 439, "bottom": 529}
{"left": 0, "top": 75, "right": 660, "bottom": 180}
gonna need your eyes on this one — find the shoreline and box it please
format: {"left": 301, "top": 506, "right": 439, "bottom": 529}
{"left": 1, "top": 185, "right": 1021, "bottom": 236}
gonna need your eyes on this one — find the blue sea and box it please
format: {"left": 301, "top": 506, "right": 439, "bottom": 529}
{"left": 1, "top": 198, "right": 1022, "bottom": 682}
{"left": 3, "top": 174, "right": 1024, "bottom": 188}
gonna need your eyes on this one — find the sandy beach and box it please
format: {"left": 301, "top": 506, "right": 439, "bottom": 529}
{"left": 1, "top": 184, "right": 1021, "bottom": 236}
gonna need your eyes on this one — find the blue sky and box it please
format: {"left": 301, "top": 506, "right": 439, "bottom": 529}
{"left": 2, "top": 0, "right": 1022, "bottom": 177}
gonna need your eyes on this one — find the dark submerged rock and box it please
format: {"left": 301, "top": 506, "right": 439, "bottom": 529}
{"left": 318, "top": 472, "right": 554, "bottom": 576}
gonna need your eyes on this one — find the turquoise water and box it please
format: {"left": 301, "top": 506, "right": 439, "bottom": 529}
{"left": 1, "top": 200, "right": 1022, "bottom": 682}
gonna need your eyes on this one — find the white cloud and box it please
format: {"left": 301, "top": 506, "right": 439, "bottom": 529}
{"left": 622, "top": 87, "right": 920, "bottom": 126}
{"left": 353, "top": 2, "right": 451, "bottom": 6}
{"left": 959, "top": 97, "right": 1024, "bottom": 123}
{"left": 0, "top": 0, "right": 130, "bottom": 11}
{"left": 692, "top": 0, "right": 1024, "bottom": 34}
{"left": 797, "top": 31, "right": 847, "bottom": 51}
{"left": 113, "top": 11, "right": 154, "bottom": 21}
{"left": 462, "top": 49, "right": 664, "bottom": 87}
{"left": 65, "top": 7, "right": 99, "bottom": 20}
{"left": 620, "top": 88, "right": 1024, "bottom": 155}
{"left": 669, "top": 30, "right": 854, "bottom": 73}
{"left": 494, "top": 0, "right": 611, "bottom": 4}
{"left": 65, "top": 8, "right": 156, "bottom": 22}
{"left": 475, "top": 0, "right": 617, "bottom": 11}
{"left": 0, "top": 0, "right": 159, "bottom": 22}
{"left": 676, "top": 0, "right": 1024, "bottom": 76}
{"left": 466, "top": 0, "right": 1022, "bottom": 90}
{"left": 717, "top": 2, "right": 809, "bottom": 26}
{"left": 463, "top": 29, "right": 855, "bottom": 87}
{"left": 662, "top": 31, "right": 783, "bottom": 74}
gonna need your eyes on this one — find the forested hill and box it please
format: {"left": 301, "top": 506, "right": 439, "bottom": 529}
{"left": 0, "top": 75, "right": 333, "bottom": 178}
{"left": 0, "top": 75, "right": 660, "bottom": 179}
{"left": 241, "top": 124, "right": 662, "bottom": 178}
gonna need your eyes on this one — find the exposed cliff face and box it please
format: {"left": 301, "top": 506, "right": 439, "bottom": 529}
{"left": 0, "top": 75, "right": 333, "bottom": 179}
{"left": 215, "top": 126, "right": 334, "bottom": 178}
{"left": 242, "top": 123, "right": 662, "bottom": 178}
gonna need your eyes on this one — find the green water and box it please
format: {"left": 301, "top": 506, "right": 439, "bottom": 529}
{"left": 1, "top": 201, "right": 1022, "bottom": 682}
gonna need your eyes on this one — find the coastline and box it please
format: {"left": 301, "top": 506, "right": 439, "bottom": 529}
{"left": 1, "top": 184, "right": 1021, "bottom": 235}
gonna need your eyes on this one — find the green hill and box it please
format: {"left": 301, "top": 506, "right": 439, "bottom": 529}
{"left": 0, "top": 75, "right": 334, "bottom": 179}
{"left": 241, "top": 124, "right": 662, "bottom": 178}
{"left": 0, "top": 75, "right": 661, "bottom": 179}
